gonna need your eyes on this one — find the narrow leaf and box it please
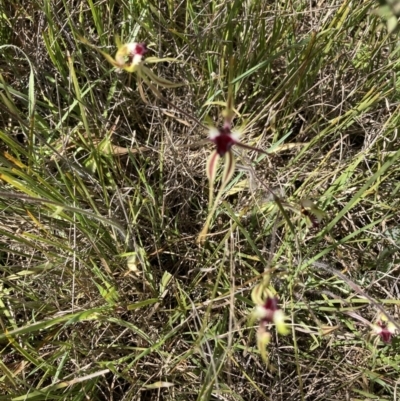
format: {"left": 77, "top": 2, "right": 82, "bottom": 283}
{"left": 28, "top": 65, "right": 35, "bottom": 118}
{"left": 142, "top": 381, "right": 174, "bottom": 389}
{"left": 127, "top": 299, "right": 159, "bottom": 310}
{"left": 257, "top": 329, "right": 271, "bottom": 363}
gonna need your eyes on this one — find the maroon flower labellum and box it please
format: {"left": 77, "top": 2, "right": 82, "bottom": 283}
{"left": 209, "top": 126, "right": 239, "bottom": 157}
{"left": 134, "top": 43, "right": 147, "bottom": 56}
{"left": 372, "top": 313, "right": 397, "bottom": 344}
{"left": 373, "top": 320, "right": 396, "bottom": 343}
{"left": 378, "top": 324, "right": 393, "bottom": 343}
{"left": 260, "top": 296, "right": 279, "bottom": 324}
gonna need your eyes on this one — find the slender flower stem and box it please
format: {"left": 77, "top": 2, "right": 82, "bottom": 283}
{"left": 197, "top": 150, "right": 235, "bottom": 243}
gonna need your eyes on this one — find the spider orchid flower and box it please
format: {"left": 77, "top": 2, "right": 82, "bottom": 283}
{"left": 99, "top": 41, "right": 148, "bottom": 73}
{"left": 79, "top": 36, "right": 183, "bottom": 98}
{"left": 197, "top": 95, "right": 270, "bottom": 243}
{"left": 299, "top": 199, "right": 326, "bottom": 228}
{"left": 372, "top": 313, "right": 397, "bottom": 343}
{"left": 251, "top": 278, "right": 289, "bottom": 362}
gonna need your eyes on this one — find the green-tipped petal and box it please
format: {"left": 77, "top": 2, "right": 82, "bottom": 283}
{"left": 273, "top": 310, "right": 289, "bottom": 335}
{"left": 115, "top": 45, "right": 130, "bottom": 65}
{"left": 251, "top": 277, "right": 271, "bottom": 305}
{"left": 123, "top": 63, "right": 140, "bottom": 73}
{"left": 301, "top": 198, "right": 326, "bottom": 224}
{"left": 101, "top": 50, "right": 122, "bottom": 68}
{"left": 251, "top": 282, "right": 264, "bottom": 305}
{"left": 377, "top": 313, "right": 397, "bottom": 333}
{"left": 204, "top": 115, "right": 216, "bottom": 128}
{"left": 257, "top": 328, "right": 271, "bottom": 363}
